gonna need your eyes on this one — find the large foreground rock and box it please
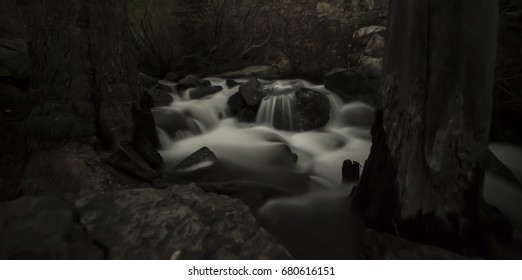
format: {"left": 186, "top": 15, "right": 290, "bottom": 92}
{"left": 0, "top": 186, "right": 291, "bottom": 259}
{"left": 0, "top": 196, "right": 103, "bottom": 259}
{"left": 75, "top": 185, "right": 291, "bottom": 259}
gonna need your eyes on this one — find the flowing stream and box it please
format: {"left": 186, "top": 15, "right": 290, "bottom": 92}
{"left": 152, "top": 75, "right": 522, "bottom": 258}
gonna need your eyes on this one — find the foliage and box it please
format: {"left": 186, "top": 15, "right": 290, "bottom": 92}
{"left": 128, "top": 0, "right": 385, "bottom": 78}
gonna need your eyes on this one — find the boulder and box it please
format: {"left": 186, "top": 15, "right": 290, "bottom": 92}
{"left": 0, "top": 196, "right": 103, "bottom": 259}
{"left": 338, "top": 102, "right": 375, "bottom": 127}
{"left": 226, "top": 79, "right": 264, "bottom": 123}
{"left": 0, "top": 186, "right": 292, "bottom": 260}
{"left": 189, "top": 85, "right": 223, "bottom": 100}
{"left": 294, "top": 88, "right": 331, "bottom": 131}
{"left": 324, "top": 64, "right": 382, "bottom": 104}
{"left": 176, "top": 147, "right": 217, "bottom": 171}
{"left": 239, "top": 78, "right": 264, "bottom": 106}
{"left": 75, "top": 185, "right": 292, "bottom": 259}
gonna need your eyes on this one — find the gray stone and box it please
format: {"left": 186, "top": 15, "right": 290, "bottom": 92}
{"left": 239, "top": 78, "right": 265, "bottom": 106}
{"left": 295, "top": 88, "right": 331, "bottom": 131}
{"left": 176, "top": 147, "right": 217, "bottom": 171}
{"left": 74, "top": 185, "right": 292, "bottom": 259}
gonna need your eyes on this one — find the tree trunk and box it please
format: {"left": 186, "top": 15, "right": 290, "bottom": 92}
{"left": 21, "top": 0, "right": 162, "bottom": 180}
{"left": 353, "top": 0, "right": 499, "bottom": 253}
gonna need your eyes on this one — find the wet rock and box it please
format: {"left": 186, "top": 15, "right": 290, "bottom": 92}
{"left": 324, "top": 64, "right": 381, "bottom": 104}
{"left": 269, "top": 144, "right": 298, "bottom": 167}
{"left": 227, "top": 86, "right": 260, "bottom": 123}
{"left": 189, "top": 85, "right": 223, "bottom": 100}
{"left": 0, "top": 196, "right": 103, "bottom": 259}
{"left": 166, "top": 159, "right": 309, "bottom": 196}
{"left": 339, "top": 102, "right": 375, "bottom": 127}
{"left": 146, "top": 84, "right": 174, "bottom": 107}
{"left": 176, "top": 147, "right": 217, "bottom": 171}
{"left": 178, "top": 74, "right": 200, "bottom": 84}
{"left": 226, "top": 79, "right": 242, "bottom": 88}
{"left": 239, "top": 78, "right": 264, "bottom": 106}
{"left": 294, "top": 88, "right": 331, "bottom": 131}
{"left": 75, "top": 185, "right": 292, "bottom": 259}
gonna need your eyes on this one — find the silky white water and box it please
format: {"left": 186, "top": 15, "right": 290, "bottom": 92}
{"left": 157, "top": 77, "right": 373, "bottom": 189}
{"left": 153, "top": 74, "right": 522, "bottom": 257}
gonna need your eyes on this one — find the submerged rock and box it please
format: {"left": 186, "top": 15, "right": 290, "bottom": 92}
{"left": 176, "top": 147, "right": 217, "bottom": 171}
{"left": 338, "top": 102, "right": 375, "bottom": 127}
{"left": 324, "top": 64, "right": 381, "bottom": 104}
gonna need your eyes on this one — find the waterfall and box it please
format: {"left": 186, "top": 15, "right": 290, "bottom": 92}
{"left": 256, "top": 92, "right": 298, "bottom": 131}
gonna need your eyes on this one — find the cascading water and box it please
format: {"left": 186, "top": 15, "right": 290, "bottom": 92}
{"left": 152, "top": 74, "right": 522, "bottom": 258}
{"left": 256, "top": 92, "right": 298, "bottom": 131}
{"left": 155, "top": 77, "right": 373, "bottom": 190}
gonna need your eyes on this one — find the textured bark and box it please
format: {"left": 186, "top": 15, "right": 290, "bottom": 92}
{"left": 21, "top": 0, "right": 161, "bottom": 180}
{"left": 353, "top": 0, "right": 499, "bottom": 253}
